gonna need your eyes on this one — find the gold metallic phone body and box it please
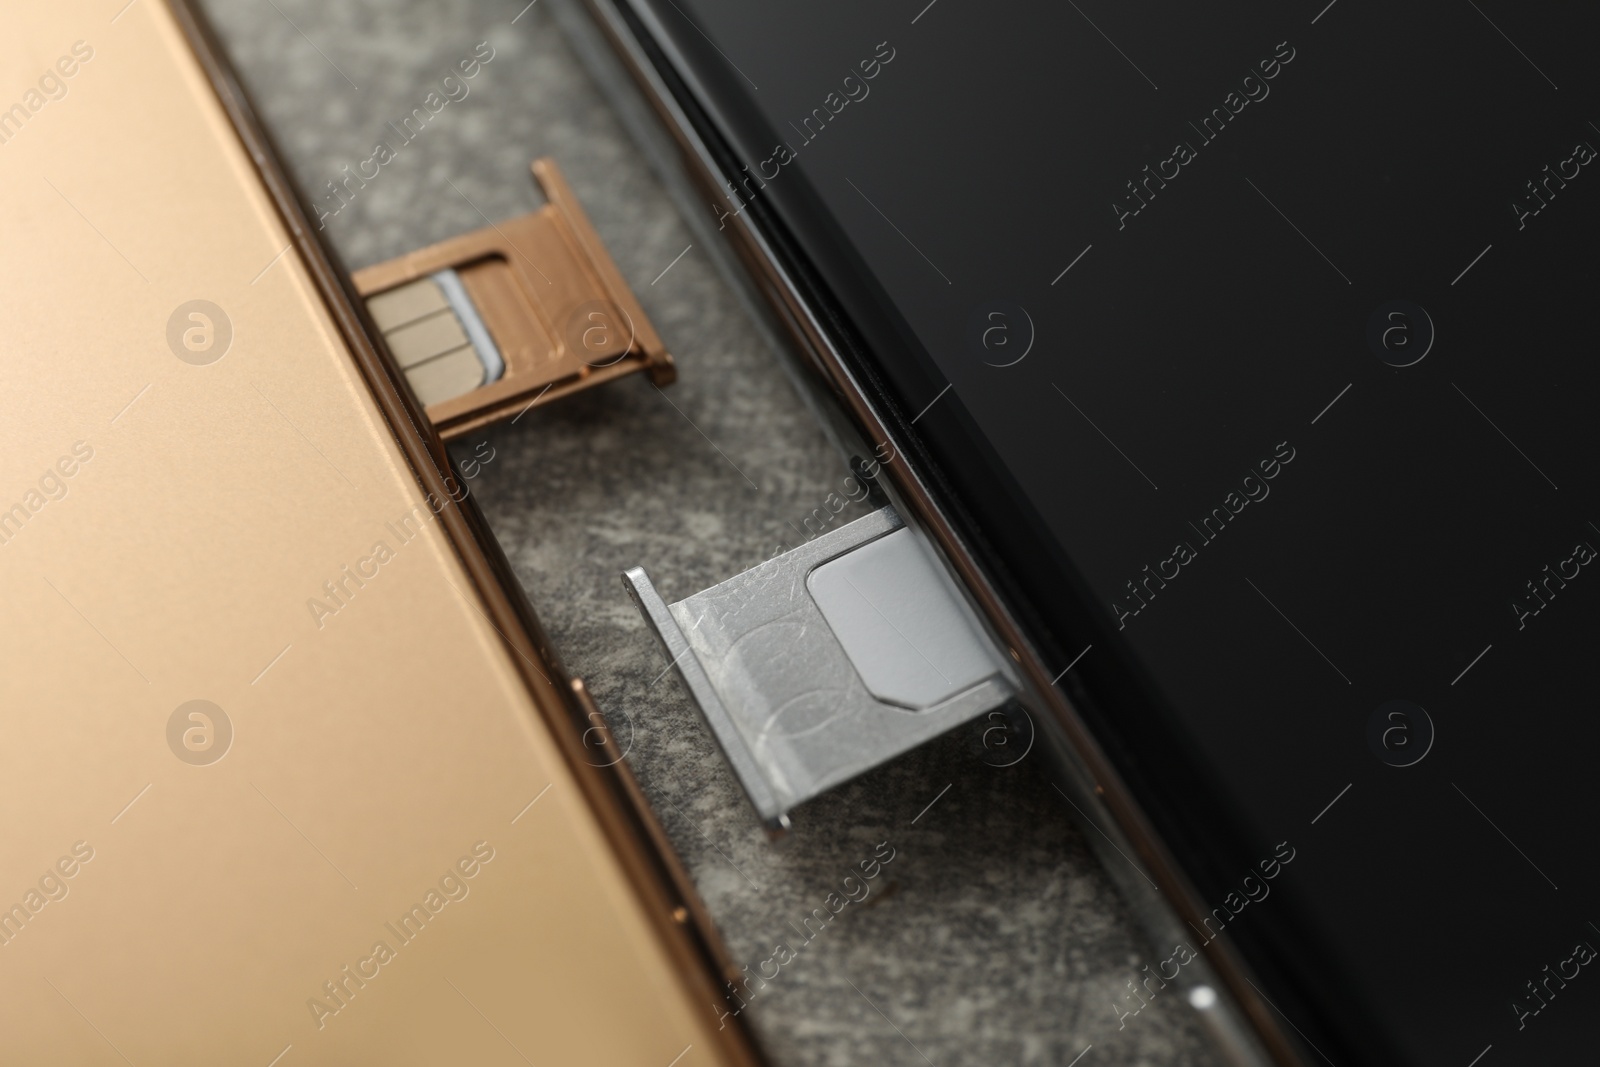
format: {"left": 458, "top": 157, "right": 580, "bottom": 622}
{"left": 0, "top": 3, "right": 751, "bottom": 1063}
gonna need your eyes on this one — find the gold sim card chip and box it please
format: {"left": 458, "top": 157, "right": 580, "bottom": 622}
{"left": 352, "top": 159, "right": 674, "bottom": 440}
{"left": 366, "top": 269, "right": 504, "bottom": 406}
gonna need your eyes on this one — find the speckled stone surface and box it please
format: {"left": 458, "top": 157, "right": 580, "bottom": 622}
{"left": 198, "top": 2, "right": 1224, "bottom": 1063}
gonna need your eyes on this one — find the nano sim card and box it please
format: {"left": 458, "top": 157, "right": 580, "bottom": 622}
{"left": 351, "top": 159, "right": 674, "bottom": 440}
{"left": 366, "top": 269, "right": 505, "bottom": 406}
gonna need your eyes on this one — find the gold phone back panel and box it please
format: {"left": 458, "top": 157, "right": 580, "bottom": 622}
{"left": 0, "top": 3, "right": 735, "bottom": 1063}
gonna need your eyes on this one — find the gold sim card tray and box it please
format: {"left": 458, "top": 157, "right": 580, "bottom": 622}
{"left": 350, "top": 158, "right": 674, "bottom": 439}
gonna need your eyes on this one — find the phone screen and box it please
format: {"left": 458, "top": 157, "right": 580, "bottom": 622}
{"left": 626, "top": 1, "right": 1600, "bottom": 1061}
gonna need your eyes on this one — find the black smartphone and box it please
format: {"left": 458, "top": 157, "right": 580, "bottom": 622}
{"left": 577, "top": 0, "right": 1600, "bottom": 1063}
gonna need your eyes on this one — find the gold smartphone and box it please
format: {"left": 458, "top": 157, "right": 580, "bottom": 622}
{"left": 0, "top": 2, "right": 753, "bottom": 1063}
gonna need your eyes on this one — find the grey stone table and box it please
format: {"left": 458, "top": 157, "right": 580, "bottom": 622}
{"left": 200, "top": 2, "right": 1224, "bottom": 1063}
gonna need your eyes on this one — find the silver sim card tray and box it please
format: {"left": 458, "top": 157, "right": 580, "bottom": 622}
{"left": 624, "top": 506, "right": 1017, "bottom": 830}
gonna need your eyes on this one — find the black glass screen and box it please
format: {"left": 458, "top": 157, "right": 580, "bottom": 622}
{"left": 625, "top": 1, "right": 1600, "bottom": 1062}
